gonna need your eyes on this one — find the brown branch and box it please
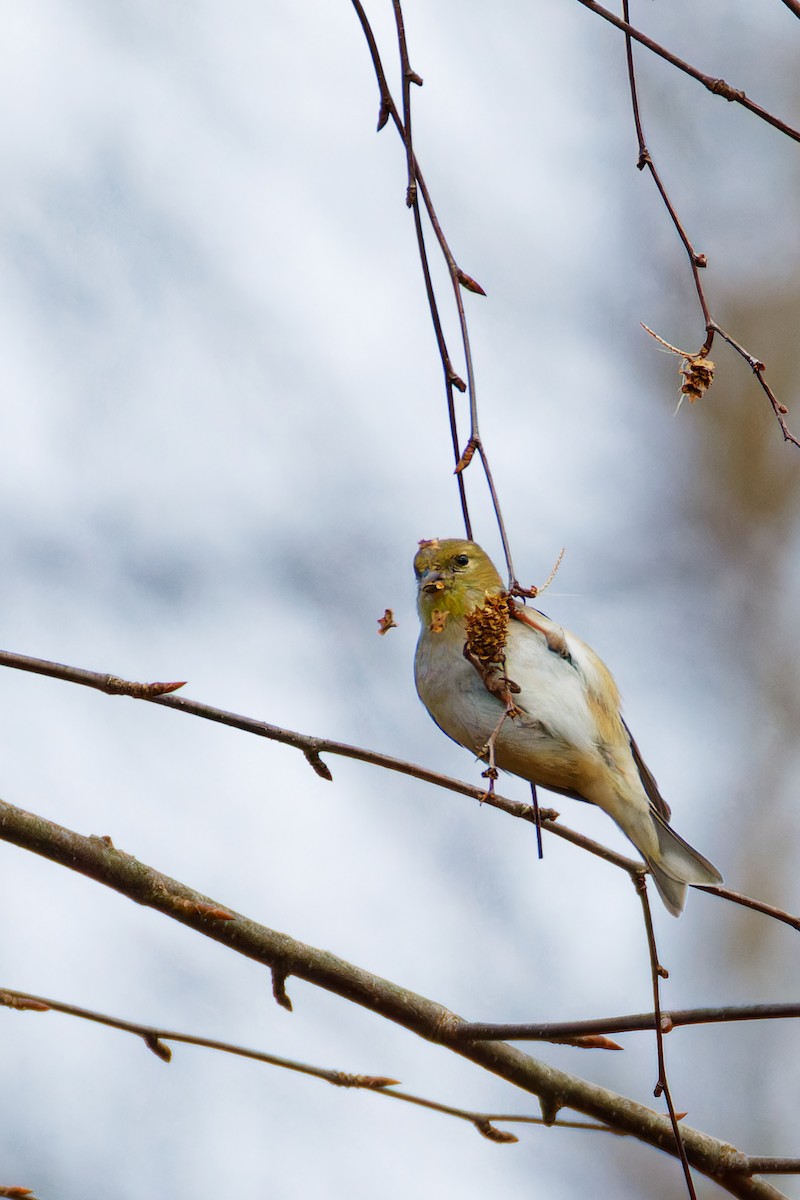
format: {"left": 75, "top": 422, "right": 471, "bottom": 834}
{"left": 0, "top": 988, "right": 397, "bottom": 1089}
{"left": 351, "top": 0, "right": 472, "bottom": 536}
{"left": 576, "top": 0, "right": 800, "bottom": 144}
{"left": 350, "top": 0, "right": 528, "bottom": 582}
{"left": 709, "top": 323, "right": 800, "bottom": 449}
{"left": 0, "top": 987, "right": 623, "bottom": 1145}
{"left": 620, "top": 0, "right": 800, "bottom": 449}
{"left": 4, "top": 647, "right": 800, "bottom": 935}
{"left": 456, "top": 1001, "right": 800, "bottom": 1042}
{"left": 635, "top": 876, "right": 696, "bottom": 1199}
{"left": 695, "top": 883, "right": 800, "bottom": 933}
{"left": 0, "top": 797, "right": 786, "bottom": 1197}
{"left": 778, "top": 0, "right": 800, "bottom": 18}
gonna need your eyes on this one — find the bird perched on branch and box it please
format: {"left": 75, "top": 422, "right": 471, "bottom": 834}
{"left": 413, "top": 537, "right": 722, "bottom": 915}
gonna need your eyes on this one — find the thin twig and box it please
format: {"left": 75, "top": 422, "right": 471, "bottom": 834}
{"left": 456, "top": 1001, "right": 800, "bottom": 1042}
{"left": 352, "top": 0, "right": 525, "bottom": 579}
{"left": 0, "top": 988, "right": 398, "bottom": 1088}
{"left": 0, "top": 987, "right": 624, "bottom": 1146}
{"left": 619, "top": 0, "right": 800, "bottom": 448}
{"left": 635, "top": 876, "right": 697, "bottom": 1200}
{"left": 576, "top": 0, "right": 800, "bottom": 144}
{"left": 695, "top": 883, "right": 800, "bottom": 933}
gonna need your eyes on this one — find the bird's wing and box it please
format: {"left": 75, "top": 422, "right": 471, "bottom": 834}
{"left": 622, "top": 718, "right": 672, "bottom": 821}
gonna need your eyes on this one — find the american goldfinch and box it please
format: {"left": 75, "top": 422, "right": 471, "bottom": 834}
{"left": 413, "top": 537, "right": 722, "bottom": 915}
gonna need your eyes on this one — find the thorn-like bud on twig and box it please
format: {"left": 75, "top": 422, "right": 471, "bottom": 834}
{"left": 304, "top": 749, "right": 333, "bottom": 781}
{"left": 657, "top": 965, "right": 669, "bottom": 980}
{"left": 271, "top": 967, "right": 293, "bottom": 1012}
{"left": 405, "top": 182, "right": 417, "bottom": 208}
{"left": 539, "top": 1096, "right": 562, "bottom": 1127}
{"left": 171, "top": 897, "right": 235, "bottom": 922}
{"left": 199, "top": 904, "right": 236, "bottom": 921}
{"left": 693, "top": 253, "right": 708, "bottom": 268}
{"left": 473, "top": 1119, "right": 519, "bottom": 1144}
{"left": 660, "top": 1014, "right": 674, "bottom": 1034}
{"left": 376, "top": 100, "right": 390, "bottom": 131}
{"left": 334, "top": 1074, "right": 400, "bottom": 1089}
{"left": 636, "top": 149, "right": 651, "bottom": 171}
{"left": 779, "top": 403, "right": 788, "bottom": 414}
{"left": 0, "top": 991, "right": 50, "bottom": 1012}
{"left": 377, "top": 608, "right": 397, "bottom": 635}
{"left": 449, "top": 371, "right": 467, "bottom": 393}
{"left": 551, "top": 1034, "right": 623, "bottom": 1051}
{"left": 654, "top": 1081, "right": 665, "bottom": 1098}
{"left": 104, "top": 676, "right": 187, "bottom": 698}
{"left": 456, "top": 268, "right": 486, "bottom": 296}
{"left": 454, "top": 439, "right": 477, "bottom": 474}
{"left": 406, "top": 70, "right": 423, "bottom": 87}
{"left": 143, "top": 1032, "right": 172, "bottom": 1062}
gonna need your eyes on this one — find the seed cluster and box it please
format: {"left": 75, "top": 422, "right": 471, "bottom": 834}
{"left": 464, "top": 592, "right": 511, "bottom": 668}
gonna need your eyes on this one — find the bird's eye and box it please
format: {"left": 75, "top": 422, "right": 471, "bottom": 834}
{"left": 453, "top": 554, "right": 470, "bottom": 568}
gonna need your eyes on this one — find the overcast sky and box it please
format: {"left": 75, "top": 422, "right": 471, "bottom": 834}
{"left": 1, "top": 3, "right": 799, "bottom": 1199}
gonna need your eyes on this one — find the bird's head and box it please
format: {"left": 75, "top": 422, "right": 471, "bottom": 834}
{"left": 414, "top": 538, "right": 504, "bottom": 624}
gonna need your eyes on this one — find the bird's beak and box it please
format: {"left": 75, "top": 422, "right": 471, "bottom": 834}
{"left": 419, "top": 568, "right": 447, "bottom": 594}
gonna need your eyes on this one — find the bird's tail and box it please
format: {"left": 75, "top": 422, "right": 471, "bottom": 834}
{"left": 646, "top": 811, "right": 722, "bottom": 917}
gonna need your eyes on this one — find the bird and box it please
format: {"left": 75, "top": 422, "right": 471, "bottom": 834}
{"left": 413, "top": 537, "right": 722, "bottom": 915}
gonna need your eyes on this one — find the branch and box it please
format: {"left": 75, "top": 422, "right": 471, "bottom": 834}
{"left": 0, "top": 797, "right": 786, "bottom": 1197}
{"left": 350, "top": 0, "right": 523, "bottom": 584}
{"left": 620, "top": 1, "right": 800, "bottom": 449}
{"left": 2, "top": 649, "right": 800, "bottom": 934}
{"left": 456, "top": 1001, "right": 800, "bottom": 1042}
{"left": 576, "top": 0, "right": 800, "bottom": 144}
{"left": 0, "top": 987, "right": 623, "bottom": 1145}
{"left": 632, "top": 877, "right": 696, "bottom": 1198}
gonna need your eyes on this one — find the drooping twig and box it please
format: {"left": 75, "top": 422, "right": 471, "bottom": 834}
{"left": 577, "top": 0, "right": 800, "bottom": 144}
{"left": 620, "top": 0, "right": 800, "bottom": 448}
{"left": 351, "top": 0, "right": 524, "bottom": 584}
{"left": 635, "top": 875, "right": 696, "bottom": 1200}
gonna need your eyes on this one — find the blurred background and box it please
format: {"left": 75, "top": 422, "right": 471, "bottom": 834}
{"left": 0, "top": 1, "right": 799, "bottom": 1196}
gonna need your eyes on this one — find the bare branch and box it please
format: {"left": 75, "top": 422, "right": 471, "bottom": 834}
{"left": 2, "top": 648, "right": 799, "bottom": 934}
{"left": 0, "top": 797, "right": 787, "bottom": 1197}
{"left": 0, "top": 987, "right": 398, "bottom": 1090}
{"left": 456, "top": 1001, "right": 800, "bottom": 1042}
{"left": 576, "top": 0, "right": 800, "bottom": 143}
{"left": 620, "top": 0, "right": 800, "bottom": 448}
{"left": 634, "top": 875, "right": 697, "bottom": 1200}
